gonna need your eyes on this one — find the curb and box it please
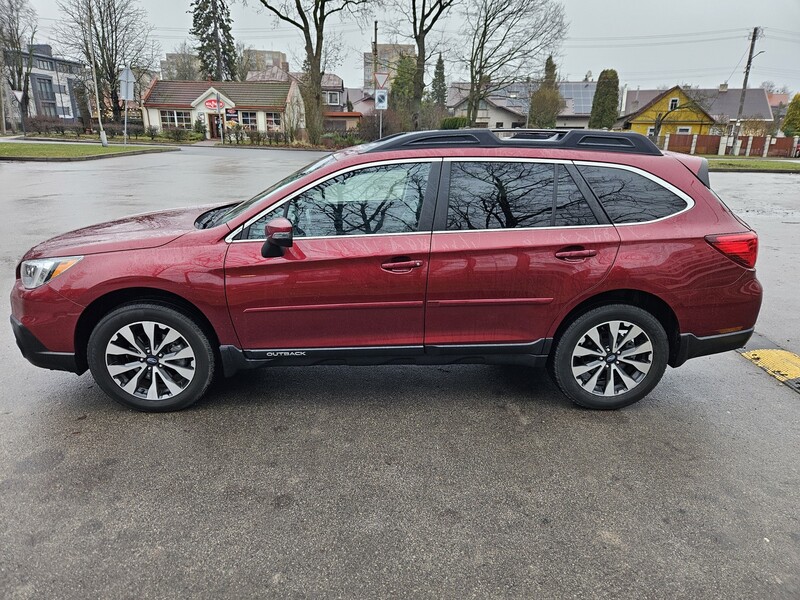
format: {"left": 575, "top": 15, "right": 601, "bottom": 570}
{"left": 18, "top": 136, "right": 186, "bottom": 147}
{"left": 708, "top": 168, "right": 800, "bottom": 174}
{"left": 0, "top": 147, "right": 181, "bottom": 162}
{"left": 204, "top": 143, "right": 334, "bottom": 152}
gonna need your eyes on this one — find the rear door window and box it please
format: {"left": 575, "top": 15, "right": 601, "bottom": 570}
{"left": 576, "top": 165, "right": 688, "bottom": 224}
{"left": 445, "top": 161, "right": 598, "bottom": 230}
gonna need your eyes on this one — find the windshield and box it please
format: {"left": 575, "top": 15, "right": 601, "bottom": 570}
{"left": 210, "top": 154, "right": 336, "bottom": 227}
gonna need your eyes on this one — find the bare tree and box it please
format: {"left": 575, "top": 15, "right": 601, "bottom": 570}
{"left": 161, "top": 41, "right": 201, "bottom": 80}
{"left": 254, "top": 0, "right": 370, "bottom": 145}
{"left": 386, "top": 0, "right": 455, "bottom": 130}
{"left": 0, "top": 0, "right": 37, "bottom": 118}
{"left": 460, "top": 0, "right": 566, "bottom": 124}
{"left": 54, "top": 0, "right": 160, "bottom": 122}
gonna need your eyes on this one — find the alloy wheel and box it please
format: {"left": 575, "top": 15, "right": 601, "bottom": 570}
{"left": 570, "top": 320, "right": 653, "bottom": 397}
{"left": 104, "top": 320, "right": 196, "bottom": 400}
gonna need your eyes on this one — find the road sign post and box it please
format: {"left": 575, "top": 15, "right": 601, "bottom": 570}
{"left": 374, "top": 72, "right": 390, "bottom": 140}
{"left": 119, "top": 66, "right": 135, "bottom": 145}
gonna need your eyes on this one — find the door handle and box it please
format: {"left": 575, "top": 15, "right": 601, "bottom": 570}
{"left": 555, "top": 248, "right": 598, "bottom": 260}
{"left": 381, "top": 259, "right": 424, "bottom": 272}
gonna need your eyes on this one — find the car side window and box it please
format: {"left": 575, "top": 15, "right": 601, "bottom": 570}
{"left": 446, "top": 161, "right": 597, "bottom": 230}
{"left": 577, "top": 165, "right": 688, "bottom": 224}
{"left": 246, "top": 162, "right": 431, "bottom": 239}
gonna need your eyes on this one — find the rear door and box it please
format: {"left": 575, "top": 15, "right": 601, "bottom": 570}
{"left": 225, "top": 159, "right": 440, "bottom": 351}
{"left": 424, "top": 158, "right": 620, "bottom": 348}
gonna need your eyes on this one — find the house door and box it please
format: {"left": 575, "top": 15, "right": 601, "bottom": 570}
{"left": 207, "top": 114, "right": 221, "bottom": 138}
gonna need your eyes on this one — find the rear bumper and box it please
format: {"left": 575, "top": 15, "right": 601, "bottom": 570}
{"left": 10, "top": 316, "right": 82, "bottom": 374}
{"left": 671, "top": 328, "right": 754, "bottom": 367}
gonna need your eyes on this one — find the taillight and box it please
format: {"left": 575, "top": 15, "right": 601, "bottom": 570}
{"left": 705, "top": 232, "right": 758, "bottom": 269}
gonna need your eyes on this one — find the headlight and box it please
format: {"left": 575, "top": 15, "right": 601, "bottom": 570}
{"left": 20, "top": 256, "right": 83, "bottom": 289}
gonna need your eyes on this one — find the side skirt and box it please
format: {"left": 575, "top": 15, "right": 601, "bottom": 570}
{"left": 219, "top": 340, "right": 551, "bottom": 377}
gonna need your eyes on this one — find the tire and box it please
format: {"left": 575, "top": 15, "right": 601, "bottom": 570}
{"left": 551, "top": 304, "right": 668, "bottom": 410}
{"left": 87, "top": 303, "right": 215, "bottom": 412}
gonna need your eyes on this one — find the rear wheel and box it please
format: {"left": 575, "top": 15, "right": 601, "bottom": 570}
{"left": 87, "top": 303, "right": 215, "bottom": 411}
{"left": 551, "top": 304, "right": 668, "bottom": 409}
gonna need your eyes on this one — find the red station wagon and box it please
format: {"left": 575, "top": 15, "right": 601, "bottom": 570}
{"left": 10, "top": 130, "right": 762, "bottom": 411}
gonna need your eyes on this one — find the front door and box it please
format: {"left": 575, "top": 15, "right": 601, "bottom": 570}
{"left": 207, "top": 114, "right": 221, "bottom": 139}
{"left": 225, "top": 160, "right": 440, "bottom": 350}
{"left": 424, "top": 159, "right": 620, "bottom": 347}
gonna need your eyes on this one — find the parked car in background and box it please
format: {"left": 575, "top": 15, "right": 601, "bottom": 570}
{"left": 11, "top": 129, "right": 762, "bottom": 411}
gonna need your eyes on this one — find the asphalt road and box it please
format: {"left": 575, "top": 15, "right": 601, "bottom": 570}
{"left": 1, "top": 147, "right": 798, "bottom": 599}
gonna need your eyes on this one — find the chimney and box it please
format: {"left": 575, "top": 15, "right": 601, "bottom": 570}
{"left": 719, "top": 83, "right": 728, "bottom": 92}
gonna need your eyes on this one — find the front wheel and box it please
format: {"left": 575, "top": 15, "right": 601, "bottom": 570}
{"left": 87, "top": 303, "right": 215, "bottom": 411}
{"left": 551, "top": 304, "right": 668, "bottom": 410}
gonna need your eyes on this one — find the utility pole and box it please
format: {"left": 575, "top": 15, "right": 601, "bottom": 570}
{"left": 730, "top": 26, "right": 761, "bottom": 155}
{"left": 372, "top": 21, "right": 382, "bottom": 139}
{"left": 0, "top": 54, "right": 6, "bottom": 135}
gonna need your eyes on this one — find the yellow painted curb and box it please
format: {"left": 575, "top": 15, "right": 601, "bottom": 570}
{"left": 740, "top": 349, "right": 800, "bottom": 382}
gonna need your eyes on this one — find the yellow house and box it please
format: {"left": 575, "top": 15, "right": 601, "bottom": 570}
{"left": 619, "top": 86, "right": 716, "bottom": 136}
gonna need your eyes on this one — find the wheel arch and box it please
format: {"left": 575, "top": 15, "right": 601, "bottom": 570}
{"left": 74, "top": 287, "right": 221, "bottom": 373}
{"left": 549, "top": 289, "right": 682, "bottom": 367}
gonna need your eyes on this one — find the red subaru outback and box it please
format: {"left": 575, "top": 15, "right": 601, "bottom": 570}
{"left": 10, "top": 130, "right": 761, "bottom": 411}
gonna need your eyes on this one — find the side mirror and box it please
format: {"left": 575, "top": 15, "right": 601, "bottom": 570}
{"left": 261, "top": 217, "right": 293, "bottom": 258}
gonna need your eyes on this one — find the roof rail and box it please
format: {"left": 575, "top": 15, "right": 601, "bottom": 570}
{"left": 362, "top": 128, "right": 663, "bottom": 156}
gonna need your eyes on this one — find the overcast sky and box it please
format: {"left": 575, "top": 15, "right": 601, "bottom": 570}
{"left": 32, "top": 0, "right": 800, "bottom": 94}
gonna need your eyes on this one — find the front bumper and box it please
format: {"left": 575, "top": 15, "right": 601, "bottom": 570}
{"left": 10, "top": 315, "right": 82, "bottom": 374}
{"left": 671, "top": 327, "right": 754, "bottom": 368}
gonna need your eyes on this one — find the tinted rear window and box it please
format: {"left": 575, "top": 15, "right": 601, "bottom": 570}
{"left": 577, "top": 165, "right": 687, "bottom": 224}
{"left": 446, "top": 162, "right": 597, "bottom": 230}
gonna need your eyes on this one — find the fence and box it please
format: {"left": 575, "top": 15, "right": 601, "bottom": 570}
{"left": 657, "top": 133, "right": 799, "bottom": 157}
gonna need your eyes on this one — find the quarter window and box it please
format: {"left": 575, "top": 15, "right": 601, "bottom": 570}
{"left": 577, "top": 165, "right": 688, "bottom": 224}
{"left": 246, "top": 162, "right": 431, "bottom": 239}
{"left": 446, "top": 162, "right": 597, "bottom": 230}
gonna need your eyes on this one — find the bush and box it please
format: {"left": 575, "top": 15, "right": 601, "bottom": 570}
{"left": 163, "top": 126, "right": 190, "bottom": 142}
{"left": 146, "top": 126, "right": 159, "bottom": 141}
{"left": 193, "top": 117, "right": 207, "bottom": 135}
{"left": 248, "top": 130, "right": 265, "bottom": 145}
{"left": 441, "top": 116, "right": 470, "bottom": 129}
{"left": 23, "top": 116, "right": 62, "bottom": 135}
{"left": 127, "top": 124, "right": 144, "bottom": 139}
{"left": 104, "top": 123, "right": 122, "bottom": 138}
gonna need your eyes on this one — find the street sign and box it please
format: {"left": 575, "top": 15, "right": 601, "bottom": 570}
{"left": 205, "top": 98, "right": 224, "bottom": 110}
{"left": 375, "top": 89, "right": 388, "bottom": 110}
{"left": 119, "top": 67, "right": 135, "bottom": 101}
{"left": 374, "top": 72, "right": 390, "bottom": 89}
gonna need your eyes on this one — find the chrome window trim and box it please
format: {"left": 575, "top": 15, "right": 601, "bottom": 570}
{"left": 225, "top": 157, "right": 442, "bottom": 243}
{"left": 572, "top": 160, "right": 695, "bottom": 225}
{"left": 443, "top": 156, "right": 571, "bottom": 165}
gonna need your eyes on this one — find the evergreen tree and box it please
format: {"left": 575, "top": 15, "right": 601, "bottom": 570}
{"left": 588, "top": 69, "right": 620, "bottom": 129}
{"left": 389, "top": 54, "right": 417, "bottom": 131}
{"left": 528, "top": 55, "right": 562, "bottom": 128}
{"left": 190, "top": 0, "right": 237, "bottom": 81}
{"left": 783, "top": 93, "right": 800, "bottom": 136}
{"left": 430, "top": 53, "right": 447, "bottom": 108}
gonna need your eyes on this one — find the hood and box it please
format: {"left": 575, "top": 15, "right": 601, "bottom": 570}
{"left": 24, "top": 204, "right": 221, "bottom": 260}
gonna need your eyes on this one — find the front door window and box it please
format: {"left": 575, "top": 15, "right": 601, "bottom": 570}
{"left": 245, "top": 162, "right": 431, "bottom": 239}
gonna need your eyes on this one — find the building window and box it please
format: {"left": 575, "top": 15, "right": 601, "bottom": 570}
{"left": 240, "top": 111, "right": 257, "bottom": 129}
{"left": 57, "top": 105, "right": 72, "bottom": 117}
{"left": 647, "top": 126, "right": 656, "bottom": 136}
{"left": 495, "top": 122, "right": 504, "bottom": 128}
{"left": 677, "top": 126, "right": 692, "bottom": 134}
{"left": 41, "top": 103, "right": 58, "bottom": 117}
{"left": 669, "top": 98, "right": 679, "bottom": 111}
{"left": 159, "top": 110, "right": 192, "bottom": 129}
{"left": 35, "top": 58, "right": 54, "bottom": 70}
{"left": 265, "top": 112, "right": 281, "bottom": 128}
{"left": 325, "top": 91, "right": 340, "bottom": 105}
{"left": 35, "top": 78, "right": 56, "bottom": 101}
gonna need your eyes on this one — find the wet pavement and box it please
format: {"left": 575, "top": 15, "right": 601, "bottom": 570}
{"left": 1, "top": 148, "right": 799, "bottom": 599}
